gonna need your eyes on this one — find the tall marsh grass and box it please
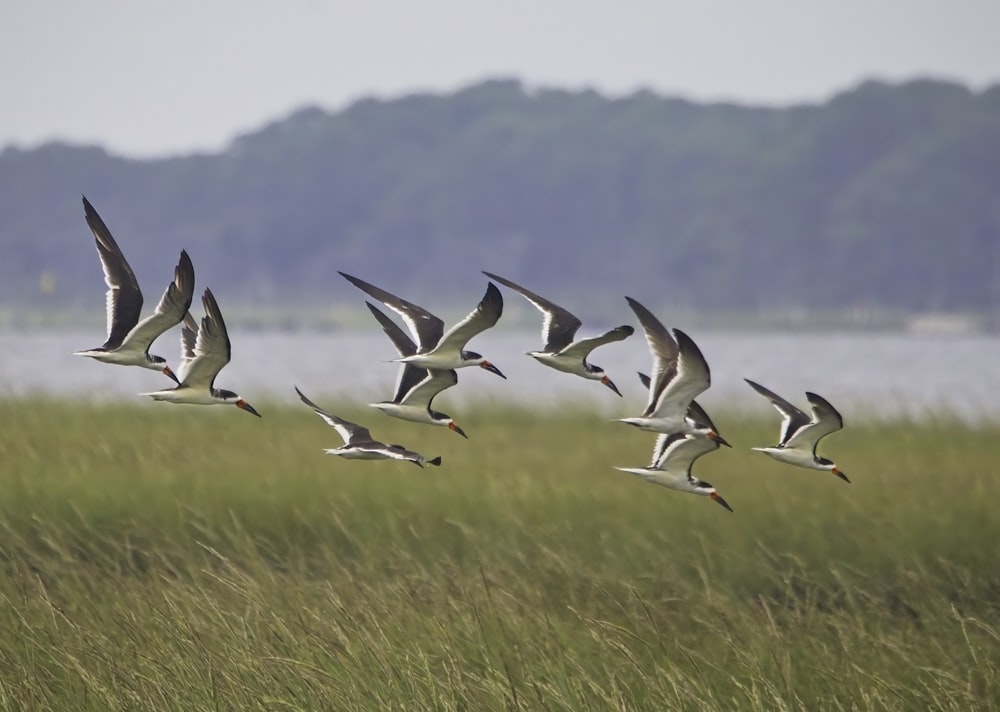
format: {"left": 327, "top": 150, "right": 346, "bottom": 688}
{"left": 0, "top": 397, "right": 998, "bottom": 710}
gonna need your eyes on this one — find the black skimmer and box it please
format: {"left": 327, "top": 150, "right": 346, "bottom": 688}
{"left": 744, "top": 379, "right": 848, "bottom": 482}
{"left": 339, "top": 272, "right": 506, "bottom": 378}
{"left": 615, "top": 297, "right": 721, "bottom": 441}
{"left": 364, "top": 301, "right": 468, "bottom": 438}
{"left": 73, "top": 196, "right": 194, "bottom": 383}
{"left": 615, "top": 431, "right": 733, "bottom": 511}
{"left": 141, "top": 288, "right": 260, "bottom": 417}
{"left": 295, "top": 387, "right": 442, "bottom": 467}
{"left": 482, "top": 271, "right": 633, "bottom": 396}
{"left": 636, "top": 372, "right": 731, "bottom": 447}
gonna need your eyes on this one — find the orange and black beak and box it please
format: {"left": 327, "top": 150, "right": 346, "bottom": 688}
{"left": 709, "top": 431, "right": 732, "bottom": 448}
{"left": 480, "top": 360, "right": 506, "bottom": 379}
{"left": 833, "top": 467, "right": 850, "bottom": 483}
{"left": 601, "top": 375, "right": 623, "bottom": 397}
{"left": 163, "top": 365, "right": 180, "bottom": 385}
{"left": 236, "top": 399, "right": 261, "bottom": 418}
{"left": 448, "top": 421, "right": 468, "bottom": 439}
{"left": 710, "top": 492, "right": 733, "bottom": 512}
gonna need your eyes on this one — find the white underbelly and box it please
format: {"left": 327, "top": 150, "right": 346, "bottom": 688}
{"left": 530, "top": 353, "right": 585, "bottom": 375}
{"left": 144, "top": 388, "right": 220, "bottom": 406}
{"left": 370, "top": 403, "right": 435, "bottom": 424}
{"left": 328, "top": 448, "right": 389, "bottom": 460}
{"left": 755, "top": 447, "right": 818, "bottom": 469}
{"left": 76, "top": 348, "right": 146, "bottom": 367}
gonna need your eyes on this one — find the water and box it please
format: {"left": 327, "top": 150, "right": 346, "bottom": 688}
{"left": 1, "top": 328, "right": 997, "bottom": 421}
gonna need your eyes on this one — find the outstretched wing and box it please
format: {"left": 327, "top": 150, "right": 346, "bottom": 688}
{"left": 744, "top": 379, "right": 810, "bottom": 447}
{"left": 176, "top": 311, "right": 199, "bottom": 381}
{"left": 83, "top": 196, "right": 143, "bottom": 349}
{"left": 364, "top": 301, "right": 431, "bottom": 403}
{"left": 384, "top": 445, "right": 429, "bottom": 467}
{"left": 640, "top": 371, "right": 719, "bottom": 433}
{"left": 558, "top": 325, "right": 634, "bottom": 359}
{"left": 649, "top": 432, "right": 687, "bottom": 468}
{"left": 179, "top": 289, "right": 231, "bottom": 389}
{"left": 365, "top": 301, "right": 417, "bottom": 357}
{"left": 482, "top": 271, "right": 581, "bottom": 352}
{"left": 648, "top": 328, "right": 711, "bottom": 417}
{"left": 435, "top": 282, "right": 504, "bottom": 353}
{"left": 121, "top": 250, "right": 195, "bottom": 351}
{"left": 784, "top": 391, "right": 844, "bottom": 453}
{"left": 625, "top": 297, "right": 680, "bottom": 418}
{"left": 399, "top": 368, "right": 458, "bottom": 408}
{"left": 658, "top": 433, "right": 720, "bottom": 481}
{"left": 341, "top": 272, "right": 444, "bottom": 352}
{"left": 295, "top": 386, "right": 373, "bottom": 445}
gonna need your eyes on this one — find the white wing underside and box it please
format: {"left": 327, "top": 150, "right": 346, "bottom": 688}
{"left": 179, "top": 293, "right": 230, "bottom": 389}
{"left": 648, "top": 360, "right": 706, "bottom": 421}
{"left": 653, "top": 433, "right": 716, "bottom": 479}
{"left": 784, "top": 407, "right": 842, "bottom": 451}
{"left": 558, "top": 327, "right": 630, "bottom": 359}
{"left": 400, "top": 369, "right": 457, "bottom": 407}
{"left": 435, "top": 307, "right": 492, "bottom": 354}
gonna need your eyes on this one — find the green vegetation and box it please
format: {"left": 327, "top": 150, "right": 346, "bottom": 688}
{"left": 4, "top": 79, "right": 1000, "bottom": 316}
{"left": 1, "top": 398, "right": 998, "bottom": 710}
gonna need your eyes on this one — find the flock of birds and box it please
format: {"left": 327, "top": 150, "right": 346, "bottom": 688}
{"left": 73, "top": 195, "right": 848, "bottom": 512}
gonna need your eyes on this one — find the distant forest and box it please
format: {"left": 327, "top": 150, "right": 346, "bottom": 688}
{"left": 2, "top": 78, "right": 999, "bottom": 319}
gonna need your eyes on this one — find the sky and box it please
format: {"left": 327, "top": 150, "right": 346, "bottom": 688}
{"left": 3, "top": 1, "right": 1000, "bottom": 158}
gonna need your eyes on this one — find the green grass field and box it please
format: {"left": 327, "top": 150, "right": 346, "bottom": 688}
{"left": 1, "top": 397, "right": 998, "bottom": 710}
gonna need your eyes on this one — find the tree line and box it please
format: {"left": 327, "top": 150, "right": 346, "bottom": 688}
{"left": 2, "top": 77, "right": 998, "bottom": 318}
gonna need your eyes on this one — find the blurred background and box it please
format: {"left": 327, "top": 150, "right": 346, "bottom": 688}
{"left": 1, "top": 0, "right": 998, "bottom": 411}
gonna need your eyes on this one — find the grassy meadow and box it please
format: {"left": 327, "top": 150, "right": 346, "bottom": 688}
{"left": 1, "top": 396, "right": 998, "bottom": 710}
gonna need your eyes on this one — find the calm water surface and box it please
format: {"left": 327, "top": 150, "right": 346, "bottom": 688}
{"left": 1, "top": 329, "right": 997, "bottom": 421}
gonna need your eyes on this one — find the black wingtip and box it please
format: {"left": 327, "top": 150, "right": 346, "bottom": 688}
{"left": 805, "top": 391, "right": 836, "bottom": 408}
{"left": 364, "top": 300, "right": 389, "bottom": 322}
{"left": 623, "top": 296, "right": 665, "bottom": 332}
{"left": 427, "top": 456, "right": 443, "bottom": 467}
{"left": 82, "top": 195, "right": 99, "bottom": 219}
{"left": 483, "top": 281, "right": 504, "bottom": 310}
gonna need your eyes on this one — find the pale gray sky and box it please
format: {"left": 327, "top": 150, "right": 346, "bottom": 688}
{"left": 3, "top": 0, "right": 999, "bottom": 157}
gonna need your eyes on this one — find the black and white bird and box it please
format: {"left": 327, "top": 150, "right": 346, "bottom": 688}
{"left": 744, "top": 379, "right": 848, "bottom": 482}
{"left": 295, "top": 387, "right": 442, "bottom": 467}
{"left": 637, "top": 372, "right": 731, "bottom": 447}
{"left": 74, "top": 196, "right": 194, "bottom": 383}
{"left": 364, "top": 301, "right": 468, "bottom": 438}
{"left": 615, "top": 431, "right": 733, "bottom": 511}
{"left": 340, "top": 272, "right": 506, "bottom": 378}
{"left": 141, "top": 288, "right": 260, "bottom": 417}
{"left": 616, "top": 297, "right": 726, "bottom": 443}
{"left": 483, "top": 271, "right": 633, "bottom": 396}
